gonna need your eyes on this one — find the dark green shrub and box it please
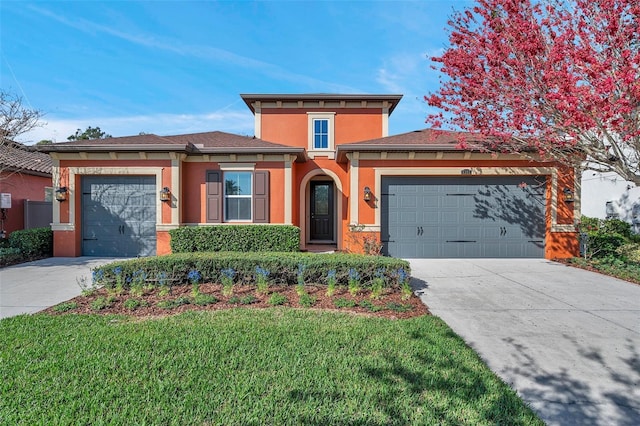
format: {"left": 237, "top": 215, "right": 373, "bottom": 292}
{"left": 8, "top": 227, "right": 53, "bottom": 257}
{"left": 92, "top": 252, "right": 410, "bottom": 290}
{"left": 0, "top": 247, "right": 22, "bottom": 266}
{"left": 169, "top": 225, "right": 300, "bottom": 253}
{"left": 584, "top": 232, "right": 626, "bottom": 259}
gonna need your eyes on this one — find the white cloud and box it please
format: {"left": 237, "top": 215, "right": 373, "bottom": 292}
{"left": 16, "top": 110, "right": 256, "bottom": 145}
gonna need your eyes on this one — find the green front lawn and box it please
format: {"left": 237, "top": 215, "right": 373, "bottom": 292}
{"left": 0, "top": 310, "right": 542, "bottom": 425}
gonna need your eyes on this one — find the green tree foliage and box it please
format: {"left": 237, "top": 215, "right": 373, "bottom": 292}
{"left": 67, "top": 126, "right": 112, "bottom": 141}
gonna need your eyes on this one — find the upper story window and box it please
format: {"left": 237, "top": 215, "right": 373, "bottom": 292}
{"left": 313, "top": 119, "right": 329, "bottom": 149}
{"left": 307, "top": 112, "right": 335, "bottom": 159}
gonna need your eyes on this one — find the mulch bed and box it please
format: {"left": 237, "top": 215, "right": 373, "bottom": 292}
{"left": 45, "top": 283, "right": 430, "bottom": 319}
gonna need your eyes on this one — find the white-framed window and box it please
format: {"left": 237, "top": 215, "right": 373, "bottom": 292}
{"left": 307, "top": 112, "right": 335, "bottom": 159}
{"left": 313, "top": 119, "right": 329, "bottom": 149}
{"left": 224, "top": 171, "right": 252, "bottom": 221}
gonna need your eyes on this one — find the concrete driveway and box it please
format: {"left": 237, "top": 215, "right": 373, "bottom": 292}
{"left": 409, "top": 259, "right": 640, "bottom": 426}
{"left": 0, "top": 257, "right": 124, "bottom": 319}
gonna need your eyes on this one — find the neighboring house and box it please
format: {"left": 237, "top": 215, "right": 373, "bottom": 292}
{"left": 580, "top": 171, "right": 640, "bottom": 233}
{"left": 40, "top": 93, "right": 579, "bottom": 259}
{"left": 0, "top": 141, "right": 53, "bottom": 238}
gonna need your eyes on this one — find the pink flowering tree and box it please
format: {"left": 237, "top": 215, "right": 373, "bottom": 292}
{"left": 427, "top": 0, "right": 640, "bottom": 185}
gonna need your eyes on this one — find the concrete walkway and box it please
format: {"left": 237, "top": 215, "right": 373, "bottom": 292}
{"left": 0, "top": 257, "right": 123, "bottom": 319}
{"left": 409, "top": 259, "right": 640, "bottom": 426}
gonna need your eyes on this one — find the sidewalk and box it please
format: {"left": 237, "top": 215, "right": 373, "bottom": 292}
{"left": 0, "top": 257, "right": 124, "bottom": 319}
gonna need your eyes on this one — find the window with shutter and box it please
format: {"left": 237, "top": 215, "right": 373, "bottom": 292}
{"left": 206, "top": 170, "right": 270, "bottom": 223}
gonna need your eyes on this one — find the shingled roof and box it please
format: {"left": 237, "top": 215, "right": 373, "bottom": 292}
{"left": 335, "top": 129, "right": 491, "bottom": 162}
{"left": 0, "top": 141, "right": 52, "bottom": 176}
{"left": 37, "top": 131, "right": 307, "bottom": 161}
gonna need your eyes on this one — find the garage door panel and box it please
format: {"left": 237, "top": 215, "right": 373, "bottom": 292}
{"left": 382, "top": 176, "right": 546, "bottom": 258}
{"left": 82, "top": 176, "right": 156, "bottom": 257}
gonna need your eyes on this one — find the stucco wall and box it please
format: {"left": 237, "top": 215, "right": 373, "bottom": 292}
{"left": 0, "top": 171, "right": 51, "bottom": 237}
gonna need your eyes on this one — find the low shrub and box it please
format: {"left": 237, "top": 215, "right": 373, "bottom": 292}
{"left": 616, "top": 243, "right": 640, "bottom": 263}
{"left": 579, "top": 216, "right": 637, "bottom": 260}
{"left": 169, "top": 225, "right": 300, "bottom": 253}
{"left": 52, "top": 301, "right": 78, "bottom": 313}
{"left": 298, "top": 293, "right": 316, "bottom": 308}
{"left": 268, "top": 293, "right": 287, "bottom": 306}
{"left": 334, "top": 298, "right": 357, "bottom": 309}
{"left": 91, "top": 252, "right": 411, "bottom": 291}
{"left": 0, "top": 247, "right": 22, "bottom": 266}
{"left": 8, "top": 227, "right": 53, "bottom": 257}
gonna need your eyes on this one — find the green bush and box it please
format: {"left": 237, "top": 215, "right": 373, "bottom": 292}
{"left": 169, "top": 225, "right": 300, "bottom": 253}
{"left": 616, "top": 243, "right": 640, "bottom": 263}
{"left": 584, "top": 232, "right": 626, "bottom": 259}
{"left": 0, "top": 247, "right": 22, "bottom": 266}
{"left": 8, "top": 227, "right": 53, "bottom": 257}
{"left": 579, "top": 216, "right": 637, "bottom": 260}
{"left": 92, "top": 252, "right": 410, "bottom": 290}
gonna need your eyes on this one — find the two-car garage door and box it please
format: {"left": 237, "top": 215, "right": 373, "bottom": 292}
{"left": 82, "top": 176, "right": 157, "bottom": 257}
{"left": 381, "top": 176, "right": 547, "bottom": 258}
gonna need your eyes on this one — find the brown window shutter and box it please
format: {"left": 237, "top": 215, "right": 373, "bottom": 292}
{"left": 206, "top": 170, "right": 222, "bottom": 223}
{"left": 253, "top": 170, "right": 270, "bottom": 223}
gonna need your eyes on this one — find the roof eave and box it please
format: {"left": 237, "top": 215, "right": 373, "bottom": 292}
{"left": 195, "top": 146, "right": 308, "bottom": 162}
{"left": 37, "top": 144, "right": 191, "bottom": 153}
{"left": 240, "top": 93, "right": 403, "bottom": 115}
{"left": 335, "top": 144, "right": 467, "bottom": 162}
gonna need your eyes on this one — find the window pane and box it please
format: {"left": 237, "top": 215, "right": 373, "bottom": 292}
{"left": 225, "top": 172, "right": 252, "bottom": 196}
{"left": 225, "top": 198, "right": 251, "bottom": 221}
{"left": 314, "top": 185, "right": 329, "bottom": 215}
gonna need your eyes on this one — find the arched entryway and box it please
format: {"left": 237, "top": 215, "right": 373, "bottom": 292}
{"left": 299, "top": 170, "right": 343, "bottom": 251}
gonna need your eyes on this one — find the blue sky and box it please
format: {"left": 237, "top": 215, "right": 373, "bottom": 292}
{"left": 1, "top": 0, "right": 470, "bottom": 144}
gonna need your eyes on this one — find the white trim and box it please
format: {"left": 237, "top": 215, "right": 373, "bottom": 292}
{"left": 348, "top": 224, "right": 380, "bottom": 232}
{"left": 170, "top": 157, "right": 182, "bottom": 225}
{"left": 51, "top": 224, "right": 74, "bottom": 231}
{"left": 219, "top": 163, "right": 256, "bottom": 171}
{"left": 51, "top": 159, "right": 61, "bottom": 226}
{"left": 223, "top": 171, "right": 253, "bottom": 222}
{"left": 307, "top": 112, "right": 336, "bottom": 159}
{"left": 382, "top": 104, "right": 389, "bottom": 137}
{"left": 156, "top": 224, "right": 181, "bottom": 231}
{"left": 254, "top": 102, "right": 262, "bottom": 138}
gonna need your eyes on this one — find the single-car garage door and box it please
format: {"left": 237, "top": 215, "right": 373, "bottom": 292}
{"left": 381, "top": 176, "right": 546, "bottom": 258}
{"left": 82, "top": 176, "right": 157, "bottom": 257}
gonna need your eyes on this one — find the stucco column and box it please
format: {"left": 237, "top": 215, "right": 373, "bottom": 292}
{"left": 284, "top": 155, "right": 293, "bottom": 224}
{"left": 347, "top": 152, "right": 359, "bottom": 225}
{"left": 170, "top": 153, "right": 184, "bottom": 225}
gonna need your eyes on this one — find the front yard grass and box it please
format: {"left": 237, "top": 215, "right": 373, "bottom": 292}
{"left": 0, "top": 309, "right": 542, "bottom": 425}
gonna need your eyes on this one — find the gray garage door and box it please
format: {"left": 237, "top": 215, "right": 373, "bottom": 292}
{"left": 381, "top": 176, "right": 546, "bottom": 258}
{"left": 82, "top": 176, "right": 157, "bottom": 257}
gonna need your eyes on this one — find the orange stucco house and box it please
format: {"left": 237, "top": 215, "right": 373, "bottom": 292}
{"left": 41, "top": 93, "right": 579, "bottom": 259}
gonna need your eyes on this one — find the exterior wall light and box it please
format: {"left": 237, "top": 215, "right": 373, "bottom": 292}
{"left": 563, "top": 188, "right": 574, "bottom": 203}
{"left": 363, "top": 186, "right": 372, "bottom": 202}
{"left": 160, "top": 187, "right": 171, "bottom": 202}
{"left": 55, "top": 187, "right": 68, "bottom": 202}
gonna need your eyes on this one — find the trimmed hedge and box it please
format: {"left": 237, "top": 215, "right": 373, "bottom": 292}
{"left": 92, "top": 252, "right": 410, "bottom": 290}
{"left": 8, "top": 227, "right": 53, "bottom": 257}
{"left": 169, "top": 225, "right": 300, "bottom": 253}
